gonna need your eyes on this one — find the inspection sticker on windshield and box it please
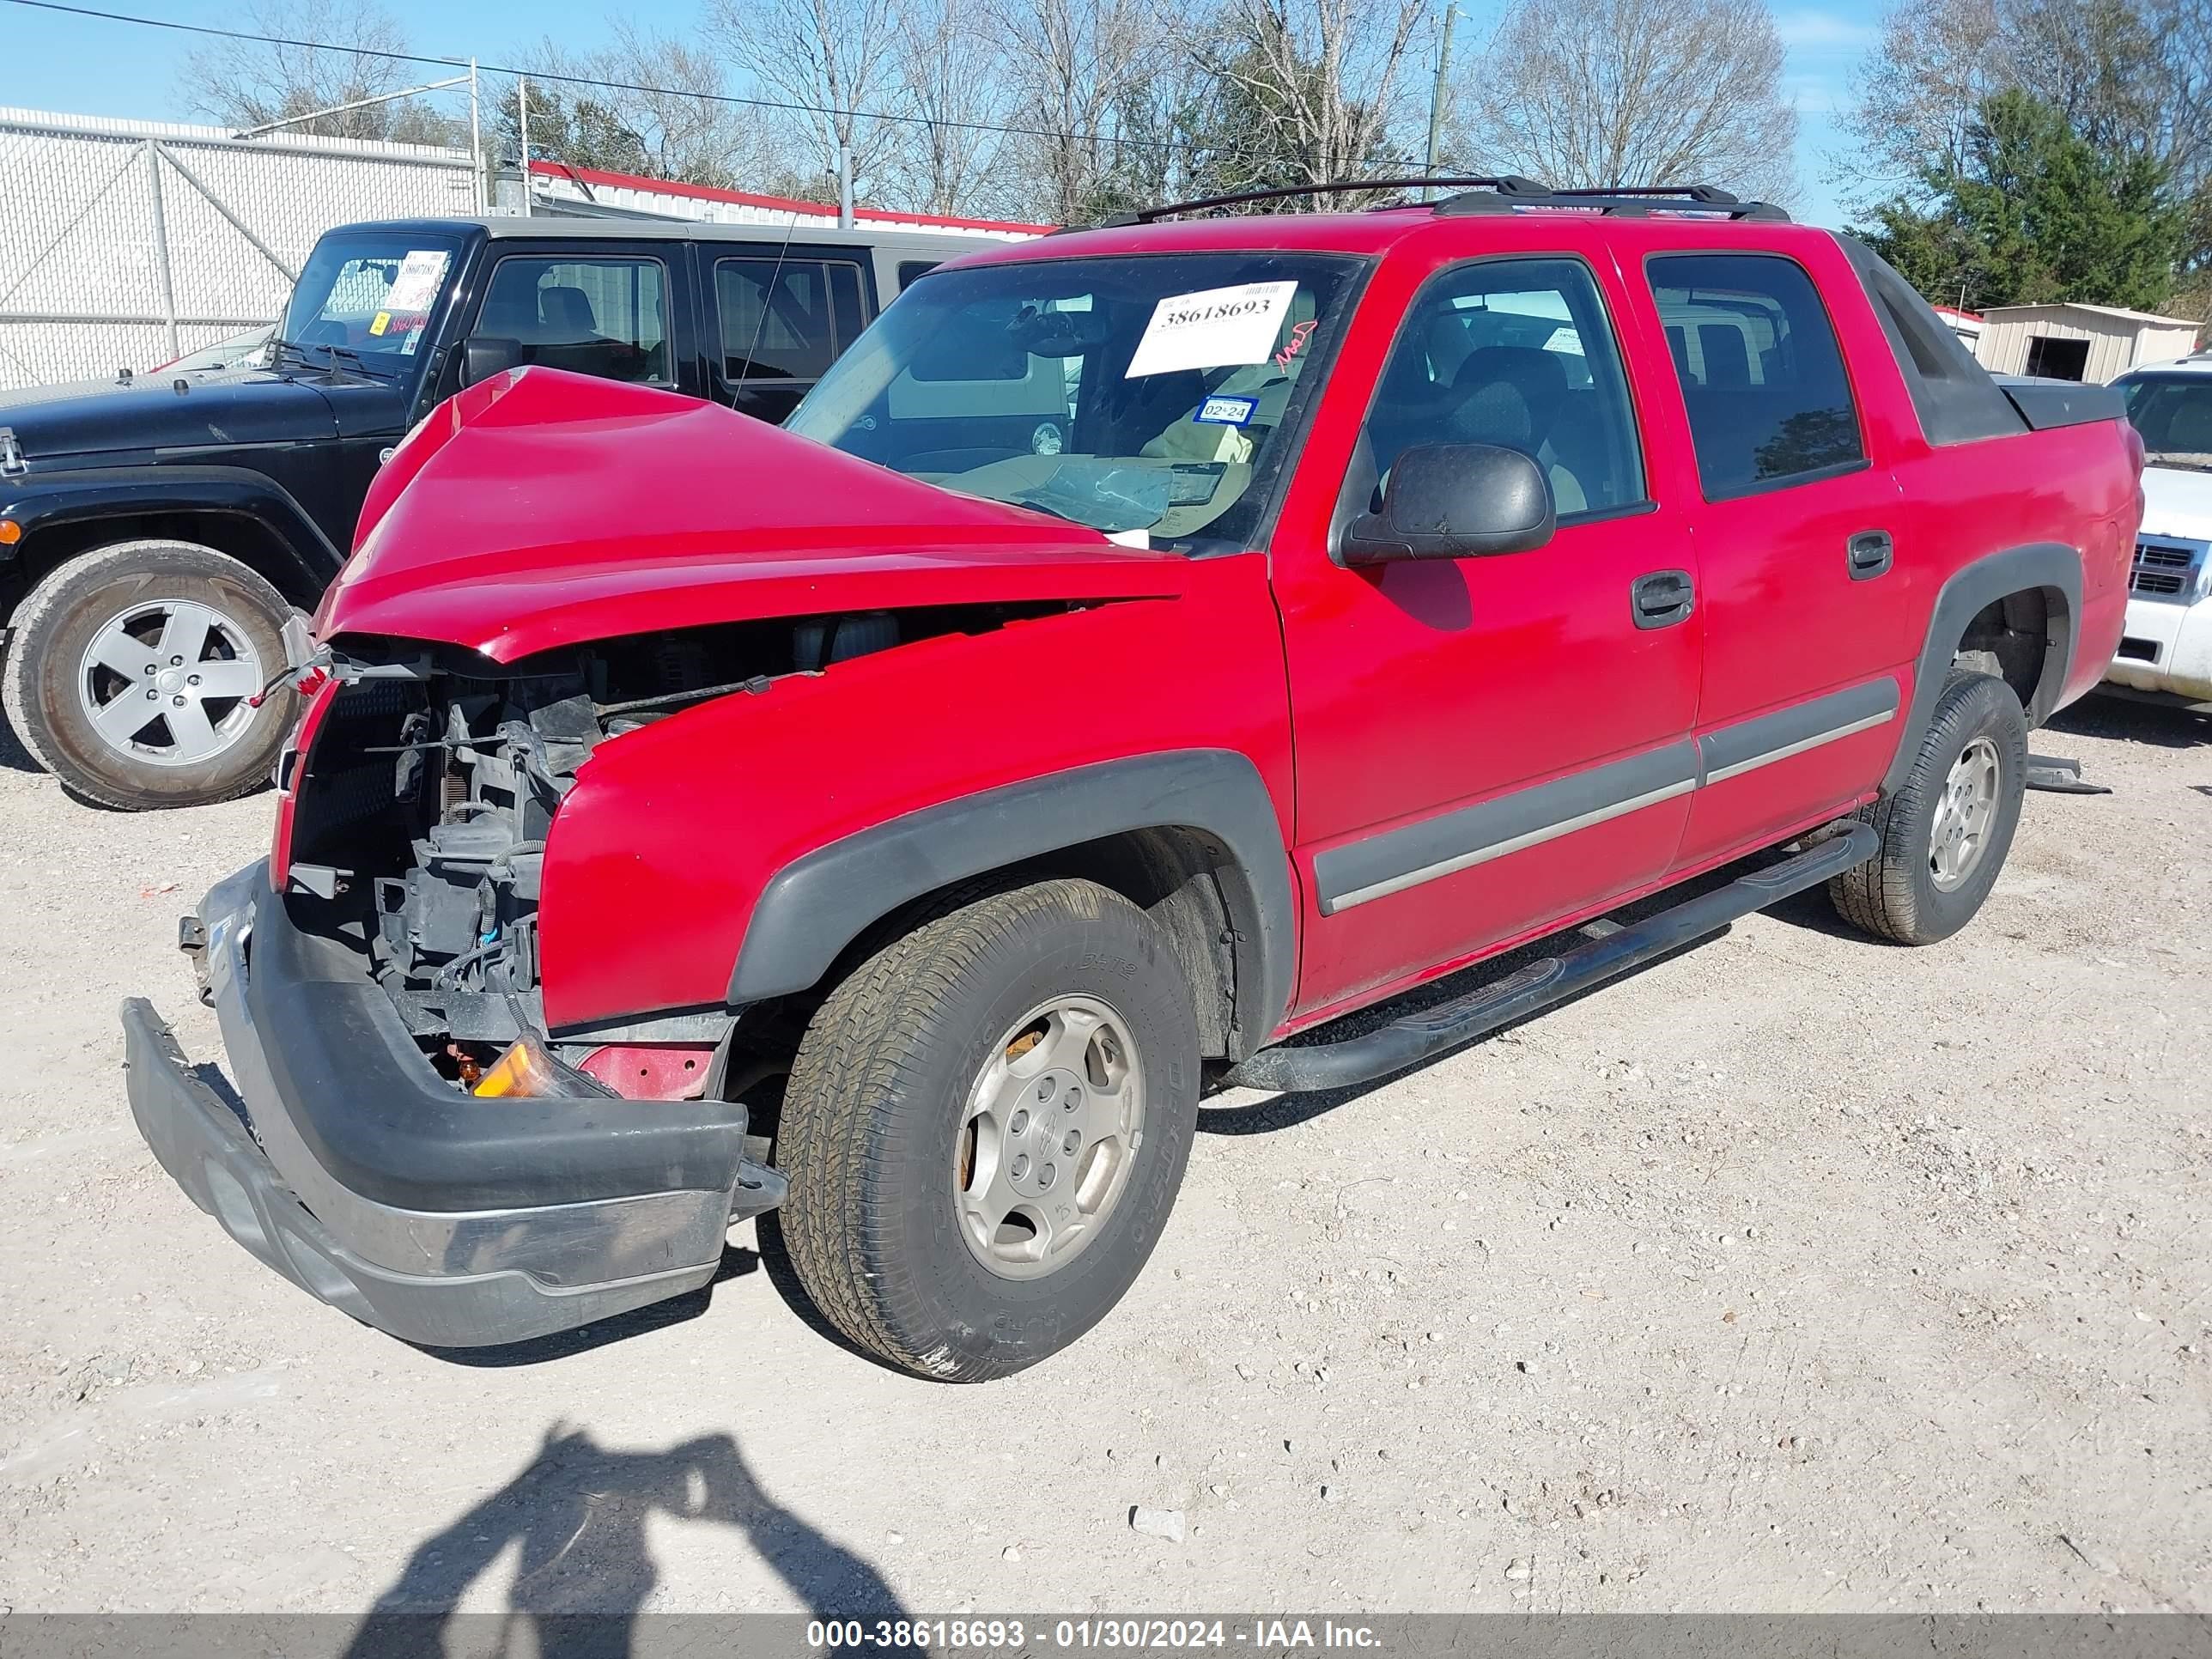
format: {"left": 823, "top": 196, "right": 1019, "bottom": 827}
{"left": 383, "top": 249, "right": 450, "bottom": 314}
{"left": 1127, "top": 281, "right": 1297, "bottom": 379}
{"left": 1194, "top": 394, "right": 1258, "bottom": 427}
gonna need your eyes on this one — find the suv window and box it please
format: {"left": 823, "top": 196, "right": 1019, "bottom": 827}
{"left": 476, "top": 255, "right": 670, "bottom": 385}
{"left": 1650, "top": 253, "right": 1865, "bottom": 497}
{"left": 898, "top": 259, "right": 941, "bottom": 289}
{"left": 1365, "top": 257, "right": 1644, "bottom": 520}
{"left": 716, "top": 258, "right": 867, "bottom": 385}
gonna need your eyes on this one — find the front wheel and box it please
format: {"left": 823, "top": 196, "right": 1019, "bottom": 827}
{"left": 1829, "top": 672, "right": 2028, "bottom": 945}
{"left": 775, "top": 878, "right": 1201, "bottom": 1381}
{"left": 2, "top": 540, "right": 295, "bottom": 811}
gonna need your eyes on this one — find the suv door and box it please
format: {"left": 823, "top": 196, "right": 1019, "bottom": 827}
{"left": 706, "top": 248, "right": 875, "bottom": 422}
{"left": 1640, "top": 250, "right": 1916, "bottom": 868}
{"left": 1273, "top": 252, "right": 1701, "bottom": 1017}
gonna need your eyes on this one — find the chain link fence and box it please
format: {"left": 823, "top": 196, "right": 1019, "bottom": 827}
{"left": 0, "top": 106, "right": 479, "bottom": 389}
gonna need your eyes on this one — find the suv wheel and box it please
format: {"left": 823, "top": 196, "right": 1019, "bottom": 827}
{"left": 1829, "top": 672, "right": 2027, "bottom": 945}
{"left": 2, "top": 541, "right": 295, "bottom": 811}
{"left": 775, "top": 878, "right": 1200, "bottom": 1381}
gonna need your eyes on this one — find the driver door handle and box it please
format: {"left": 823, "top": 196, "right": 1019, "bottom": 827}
{"left": 1632, "top": 568, "right": 1695, "bottom": 630}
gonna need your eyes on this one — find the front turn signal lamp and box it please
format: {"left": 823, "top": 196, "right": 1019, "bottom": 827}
{"left": 473, "top": 1034, "right": 616, "bottom": 1099}
{"left": 0, "top": 520, "right": 21, "bottom": 546}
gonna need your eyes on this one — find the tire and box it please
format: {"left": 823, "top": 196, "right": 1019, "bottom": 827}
{"left": 1829, "top": 672, "right": 2028, "bottom": 945}
{"left": 2, "top": 541, "right": 295, "bottom": 811}
{"left": 776, "top": 878, "right": 1201, "bottom": 1382}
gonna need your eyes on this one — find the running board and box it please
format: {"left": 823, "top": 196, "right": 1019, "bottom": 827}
{"left": 1221, "top": 824, "right": 1878, "bottom": 1094}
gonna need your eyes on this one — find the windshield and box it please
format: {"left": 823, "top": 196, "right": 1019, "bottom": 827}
{"left": 787, "top": 252, "right": 1363, "bottom": 548}
{"left": 2120, "top": 373, "right": 2212, "bottom": 470}
{"left": 276, "top": 232, "right": 464, "bottom": 380}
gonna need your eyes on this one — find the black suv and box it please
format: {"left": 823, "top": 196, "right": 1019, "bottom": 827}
{"left": 0, "top": 215, "right": 988, "bottom": 809}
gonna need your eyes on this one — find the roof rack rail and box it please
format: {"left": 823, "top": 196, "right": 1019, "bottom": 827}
{"left": 1087, "top": 175, "right": 1554, "bottom": 228}
{"left": 1437, "top": 181, "right": 1790, "bottom": 222}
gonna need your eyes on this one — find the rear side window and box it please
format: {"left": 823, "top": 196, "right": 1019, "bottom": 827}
{"left": 1649, "top": 252, "right": 1865, "bottom": 498}
{"left": 898, "top": 259, "right": 941, "bottom": 289}
{"left": 716, "top": 258, "right": 866, "bottom": 384}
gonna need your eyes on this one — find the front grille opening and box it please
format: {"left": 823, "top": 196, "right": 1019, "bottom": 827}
{"left": 2132, "top": 541, "right": 2200, "bottom": 597}
{"left": 2117, "top": 636, "right": 2160, "bottom": 662}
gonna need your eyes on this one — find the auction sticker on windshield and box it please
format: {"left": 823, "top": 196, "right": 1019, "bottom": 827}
{"left": 384, "top": 250, "right": 451, "bottom": 315}
{"left": 1126, "top": 281, "right": 1297, "bottom": 379}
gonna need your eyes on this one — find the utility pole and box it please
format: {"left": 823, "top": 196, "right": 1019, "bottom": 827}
{"left": 519, "top": 74, "right": 532, "bottom": 217}
{"left": 838, "top": 137, "right": 854, "bottom": 228}
{"left": 1424, "top": 2, "right": 1457, "bottom": 200}
{"left": 469, "top": 58, "right": 483, "bottom": 214}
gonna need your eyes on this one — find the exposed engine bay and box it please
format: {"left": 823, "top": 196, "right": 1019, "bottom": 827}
{"left": 282, "top": 604, "right": 1062, "bottom": 1075}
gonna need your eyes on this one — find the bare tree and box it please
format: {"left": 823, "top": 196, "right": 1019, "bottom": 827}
{"left": 994, "top": 0, "right": 1177, "bottom": 222}
{"left": 180, "top": 0, "right": 456, "bottom": 142}
{"left": 1839, "top": 0, "right": 2010, "bottom": 190}
{"left": 1842, "top": 0, "right": 2212, "bottom": 200}
{"left": 882, "top": 0, "right": 1018, "bottom": 216}
{"left": 596, "top": 23, "right": 780, "bottom": 186}
{"left": 1451, "top": 0, "right": 1798, "bottom": 207}
{"left": 1191, "top": 0, "right": 1432, "bottom": 187}
{"left": 708, "top": 0, "right": 905, "bottom": 204}
{"left": 499, "top": 31, "right": 798, "bottom": 192}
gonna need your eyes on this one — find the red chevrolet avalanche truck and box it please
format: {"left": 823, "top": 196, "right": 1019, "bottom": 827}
{"left": 121, "top": 180, "right": 2137, "bottom": 1381}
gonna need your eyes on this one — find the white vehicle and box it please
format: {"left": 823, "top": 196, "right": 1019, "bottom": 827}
{"left": 2111, "top": 357, "right": 2212, "bottom": 708}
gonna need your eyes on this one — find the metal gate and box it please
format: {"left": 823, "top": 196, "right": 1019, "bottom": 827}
{"left": 0, "top": 106, "right": 479, "bottom": 390}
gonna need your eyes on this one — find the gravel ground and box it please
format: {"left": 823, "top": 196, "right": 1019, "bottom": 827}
{"left": 1, "top": 696, "right": 2207, "bottom": 1620}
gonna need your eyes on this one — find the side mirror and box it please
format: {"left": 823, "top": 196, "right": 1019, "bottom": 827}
{"left": 1340, "top": 442, "right": 1556, "bottom": 566}
{"left": 460, "top": 335, "right": 524, "bottom": 387}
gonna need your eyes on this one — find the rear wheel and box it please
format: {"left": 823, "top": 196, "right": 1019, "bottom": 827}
{"left": 2, "top": 541, "right": 295, "bottom": 810}
{"left": 775, "top": 878, "right": 1200, "bottom": 1381}
{"left": 1829, "top": 672, "right": 2027, "bottom": 945}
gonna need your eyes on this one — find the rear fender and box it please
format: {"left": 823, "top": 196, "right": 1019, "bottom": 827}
{"left": 1885, "top": 541, "right": 2081, "bottom": 793}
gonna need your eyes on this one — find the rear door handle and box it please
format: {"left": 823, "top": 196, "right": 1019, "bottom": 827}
{"left": 1848, "top": 530, "right": 1893, "bottom": 580}
{"left": 1632, "top": 568, "right": 1695, "bottom": 629}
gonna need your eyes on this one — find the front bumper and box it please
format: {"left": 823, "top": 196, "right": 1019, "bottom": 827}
{"left": 121, "top": 863, "right": 784, "bottom": 1348}
{"left": 2103, "top": 593, "right": 2212, "bottom": 705}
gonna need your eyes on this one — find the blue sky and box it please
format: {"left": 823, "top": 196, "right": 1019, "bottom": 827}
{"left": 1, "top": 0, "right": 1875, "bottom": 227}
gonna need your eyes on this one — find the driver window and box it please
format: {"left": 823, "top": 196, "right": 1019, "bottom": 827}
{"left": 1365, "top": 258, "right": 1644, "bottom": 521}
{"left": 476, "top": 255, "right": 670, "bottom": 385}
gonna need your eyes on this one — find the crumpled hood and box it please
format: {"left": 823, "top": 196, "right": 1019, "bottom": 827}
{"left": 323, "top": 368, "right": 1184, "bottom": 661}
{"left": 0, "top": 367, "right": 335, "bottom": 462}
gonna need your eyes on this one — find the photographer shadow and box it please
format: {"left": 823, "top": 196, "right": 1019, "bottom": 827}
{"left": 344, "top": 1423, "right": 907, "bottom": 1659}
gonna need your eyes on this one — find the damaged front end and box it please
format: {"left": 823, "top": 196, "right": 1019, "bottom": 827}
{"left": 279, "top": 605, "right": 971, "bottom": 1082}
{"left": 120, "top": 602, "right": 1060, "bottom": 1346}
{"left": 116, "top": 615, "right": 1042, "bottom": 1345}
{"left": 283, "top": 658, "right": 596, "bottom": 1059}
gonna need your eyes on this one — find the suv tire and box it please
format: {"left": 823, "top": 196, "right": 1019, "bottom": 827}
{"left": 3, "top": 541, "right": 295, "bottom": 811}
{"left": 1829, "top": 672, "right": 2027, "bottom": 945}
{"left": 776, "top": 878, "right": 1200, "bottom": 1382}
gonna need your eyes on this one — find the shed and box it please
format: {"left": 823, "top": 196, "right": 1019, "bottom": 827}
{"left": 1931, "top": 304, "right": 1983, "bottom": 349}
{"left": 1972, "top": 302, "right": 2199, "bottom": 383}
